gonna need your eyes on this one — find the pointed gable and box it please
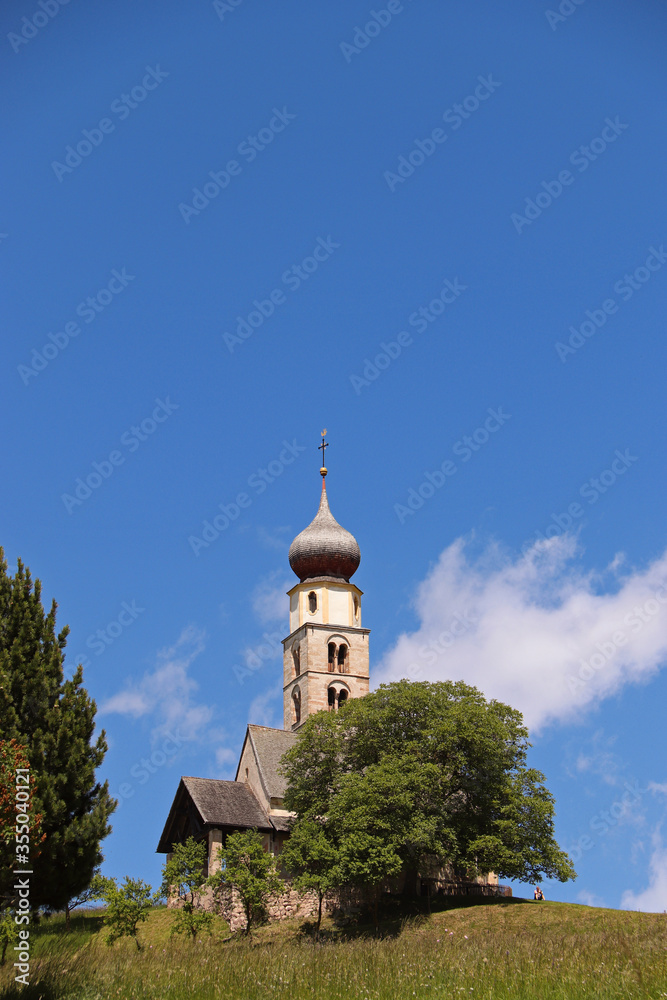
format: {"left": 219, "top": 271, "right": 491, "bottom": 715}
{"left": 235, "top": 725, "right": 297, "bottom": 806}
{"left": 156, "top": 775, "right": 271, "bottom": 853}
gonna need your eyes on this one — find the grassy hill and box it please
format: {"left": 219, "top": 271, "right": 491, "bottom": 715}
{"left": 1, "top": 897, "right": 665, "bottom": 1000}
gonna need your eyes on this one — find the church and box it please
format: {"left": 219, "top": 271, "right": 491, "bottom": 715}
{"left": 157, "top": 443, "right": 371, "bottom": 873}
{"left": 157, "top": 442, "right": 504, "bottom": 903}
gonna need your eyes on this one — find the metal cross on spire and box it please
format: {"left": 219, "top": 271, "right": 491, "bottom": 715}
{"left": 318, "top": 429, "right": 328, "bottom": 478}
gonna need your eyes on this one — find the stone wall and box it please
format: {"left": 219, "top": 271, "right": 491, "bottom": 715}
{"left": 168, "top": 880, "right": 365, "bottom": 934}
{"left": 205, "top": 884, "right": 320, "bottom": 933}
{"left": 167, "top": 877, "right": 508, "bottom": 933}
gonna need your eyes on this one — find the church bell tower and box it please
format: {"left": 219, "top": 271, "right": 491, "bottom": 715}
{"left": 283, "top": 435, "right": 370, "bottom": 730}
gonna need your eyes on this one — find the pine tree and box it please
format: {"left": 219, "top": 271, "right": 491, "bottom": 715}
{"left": 0, "top": 548, "right": 116, "bottom": 911}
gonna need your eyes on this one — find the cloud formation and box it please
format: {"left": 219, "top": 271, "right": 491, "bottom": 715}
{"left": 251, "top": 570, "right": 292, "bottom": 625}
{"left": 621, "top": 830, "right": 667, "bottom": 912}
{"left": 374, "top": 535, "right": 667, "bottom": 730}
{"left": 100, "top": 625, "right": 212, "bottom": 742}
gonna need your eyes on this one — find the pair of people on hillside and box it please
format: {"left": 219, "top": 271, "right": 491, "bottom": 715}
{"left": 533, "top": 886, "right": 545, "bottom": 900}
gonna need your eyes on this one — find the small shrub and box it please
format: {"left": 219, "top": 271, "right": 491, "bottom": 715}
{"left": 208, "top": 829, "right": 283, "bottom": 935}
{"left": 99, "top": 876, "right": 153, "bottom": 950}
{"left": 158, "top": 837, "right": 213, "bottom": 942}
{"left": 0, "top": 909, "right": 18, "bottom": 965}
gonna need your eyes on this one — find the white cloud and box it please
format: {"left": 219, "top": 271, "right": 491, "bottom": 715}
{"left": 577, "top": 889, "right": 604, "bottom": 907}
{"left": 251, "top": 570, "right": 291, "bottom": 625}
{"left": 572, "top": 731, "right": 621, "bottom": 786}
{"left": 248, "top": 681, "right": 283, "bottom": 730}
{"left": 621, "top": 830, "right": 667, "bottom": 912}
{"left": 256, "top": 526, "right": 292, "bottom": 553}
{"left": 374, "top": 535, "right": 667, "bottom": 730}
{"left": 215, "top": 745, "right": 239, "bottom": 774}
{"left": 100, "top": 625, "right": 212, "bottom": 743}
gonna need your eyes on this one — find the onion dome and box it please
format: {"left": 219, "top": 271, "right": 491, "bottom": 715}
{"left": 289, "top": 478, "right": 361, "bottom": 583}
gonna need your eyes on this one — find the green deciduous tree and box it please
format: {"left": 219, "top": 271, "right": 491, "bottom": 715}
{"left": 100, "top": 876, "right": 153, "bottom": 950}
{"left": 208, "top": 829, "right": 283, "bottom": 935}
{"left": 281, "top": 680, "right": 575, "bottom": 896}
{"left": 158, "top": 836, "right": 213, "bottom": 941}
{"left": 0, "top": 550, "right": 116, "bottom": 912}
{"left": 279, "top": 818, "right": 340, "bottom": 940}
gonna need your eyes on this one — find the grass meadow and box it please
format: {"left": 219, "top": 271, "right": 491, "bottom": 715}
{"left": 1, "top": 898, "right": 665, "bottom": 1000}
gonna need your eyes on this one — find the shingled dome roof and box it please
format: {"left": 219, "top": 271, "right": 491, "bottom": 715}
{"left": 289, "top": 479, "right": 360, "bottom": 582}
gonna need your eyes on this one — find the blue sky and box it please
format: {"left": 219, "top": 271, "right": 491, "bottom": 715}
{"left": 2, "top": 0, "right": 667, "bottom": 910}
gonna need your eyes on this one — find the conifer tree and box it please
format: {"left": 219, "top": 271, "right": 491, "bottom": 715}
{"left": 0, "top": 548, "right": 116, "bottom": 911}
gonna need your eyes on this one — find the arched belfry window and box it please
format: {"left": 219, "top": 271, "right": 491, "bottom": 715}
{"left": 353, "top": 596, "right": 360, "bottom": 621}
{"left": 292, "top": 645, "right": 301, "bottom": 677}
{"left": 337, "top": 644, "right": 348, "bottom": 673}
{"left": 308, "top": 591, "right": 317, "bottom": 614}
{"left": 292, "top": 687, "right": 301, "bottom": 726}
{"left": 328, "top": 643, "right": 336, "bottom": 672}
{"left": 328, "top": 686, "right": 349, "bottom": 712}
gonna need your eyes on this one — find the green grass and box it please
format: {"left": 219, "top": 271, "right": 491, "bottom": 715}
{"left": 1, "top": 898, "right": 666, "bottom": 1000}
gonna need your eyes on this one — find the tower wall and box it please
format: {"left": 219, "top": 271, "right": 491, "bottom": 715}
{"left": 283, "top": 615, "right": 370, "bottom": 730}
{"left": 288, "top": 579, "right": 362, "bottom": 633}
{"left": 284, "top": 471, "right": 369, "bottom": 730}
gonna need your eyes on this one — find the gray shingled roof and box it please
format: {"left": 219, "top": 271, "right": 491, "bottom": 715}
{"left": 182, "top": 776, "right": 269, "bottom": 828}
{"left": 156, "top": 776, "right": 274, "bottom": 853}
{"left": 246, "top": 725, "right": 297, "bottom": 800}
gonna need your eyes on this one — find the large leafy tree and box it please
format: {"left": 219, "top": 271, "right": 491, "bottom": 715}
{"left": 0, "top": 549, "right": 116, "bottom": 911}
{"left": 281, "top": 680, "right": 575, "bottom": 893}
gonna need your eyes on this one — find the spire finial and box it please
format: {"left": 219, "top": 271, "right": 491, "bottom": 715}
{"left": 318, "top": 429, "right": 328, "bottom": 480}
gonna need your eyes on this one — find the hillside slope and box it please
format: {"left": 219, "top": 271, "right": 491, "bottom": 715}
{"left": 1, "top": 898, "right": 665, "bottom": 1000}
